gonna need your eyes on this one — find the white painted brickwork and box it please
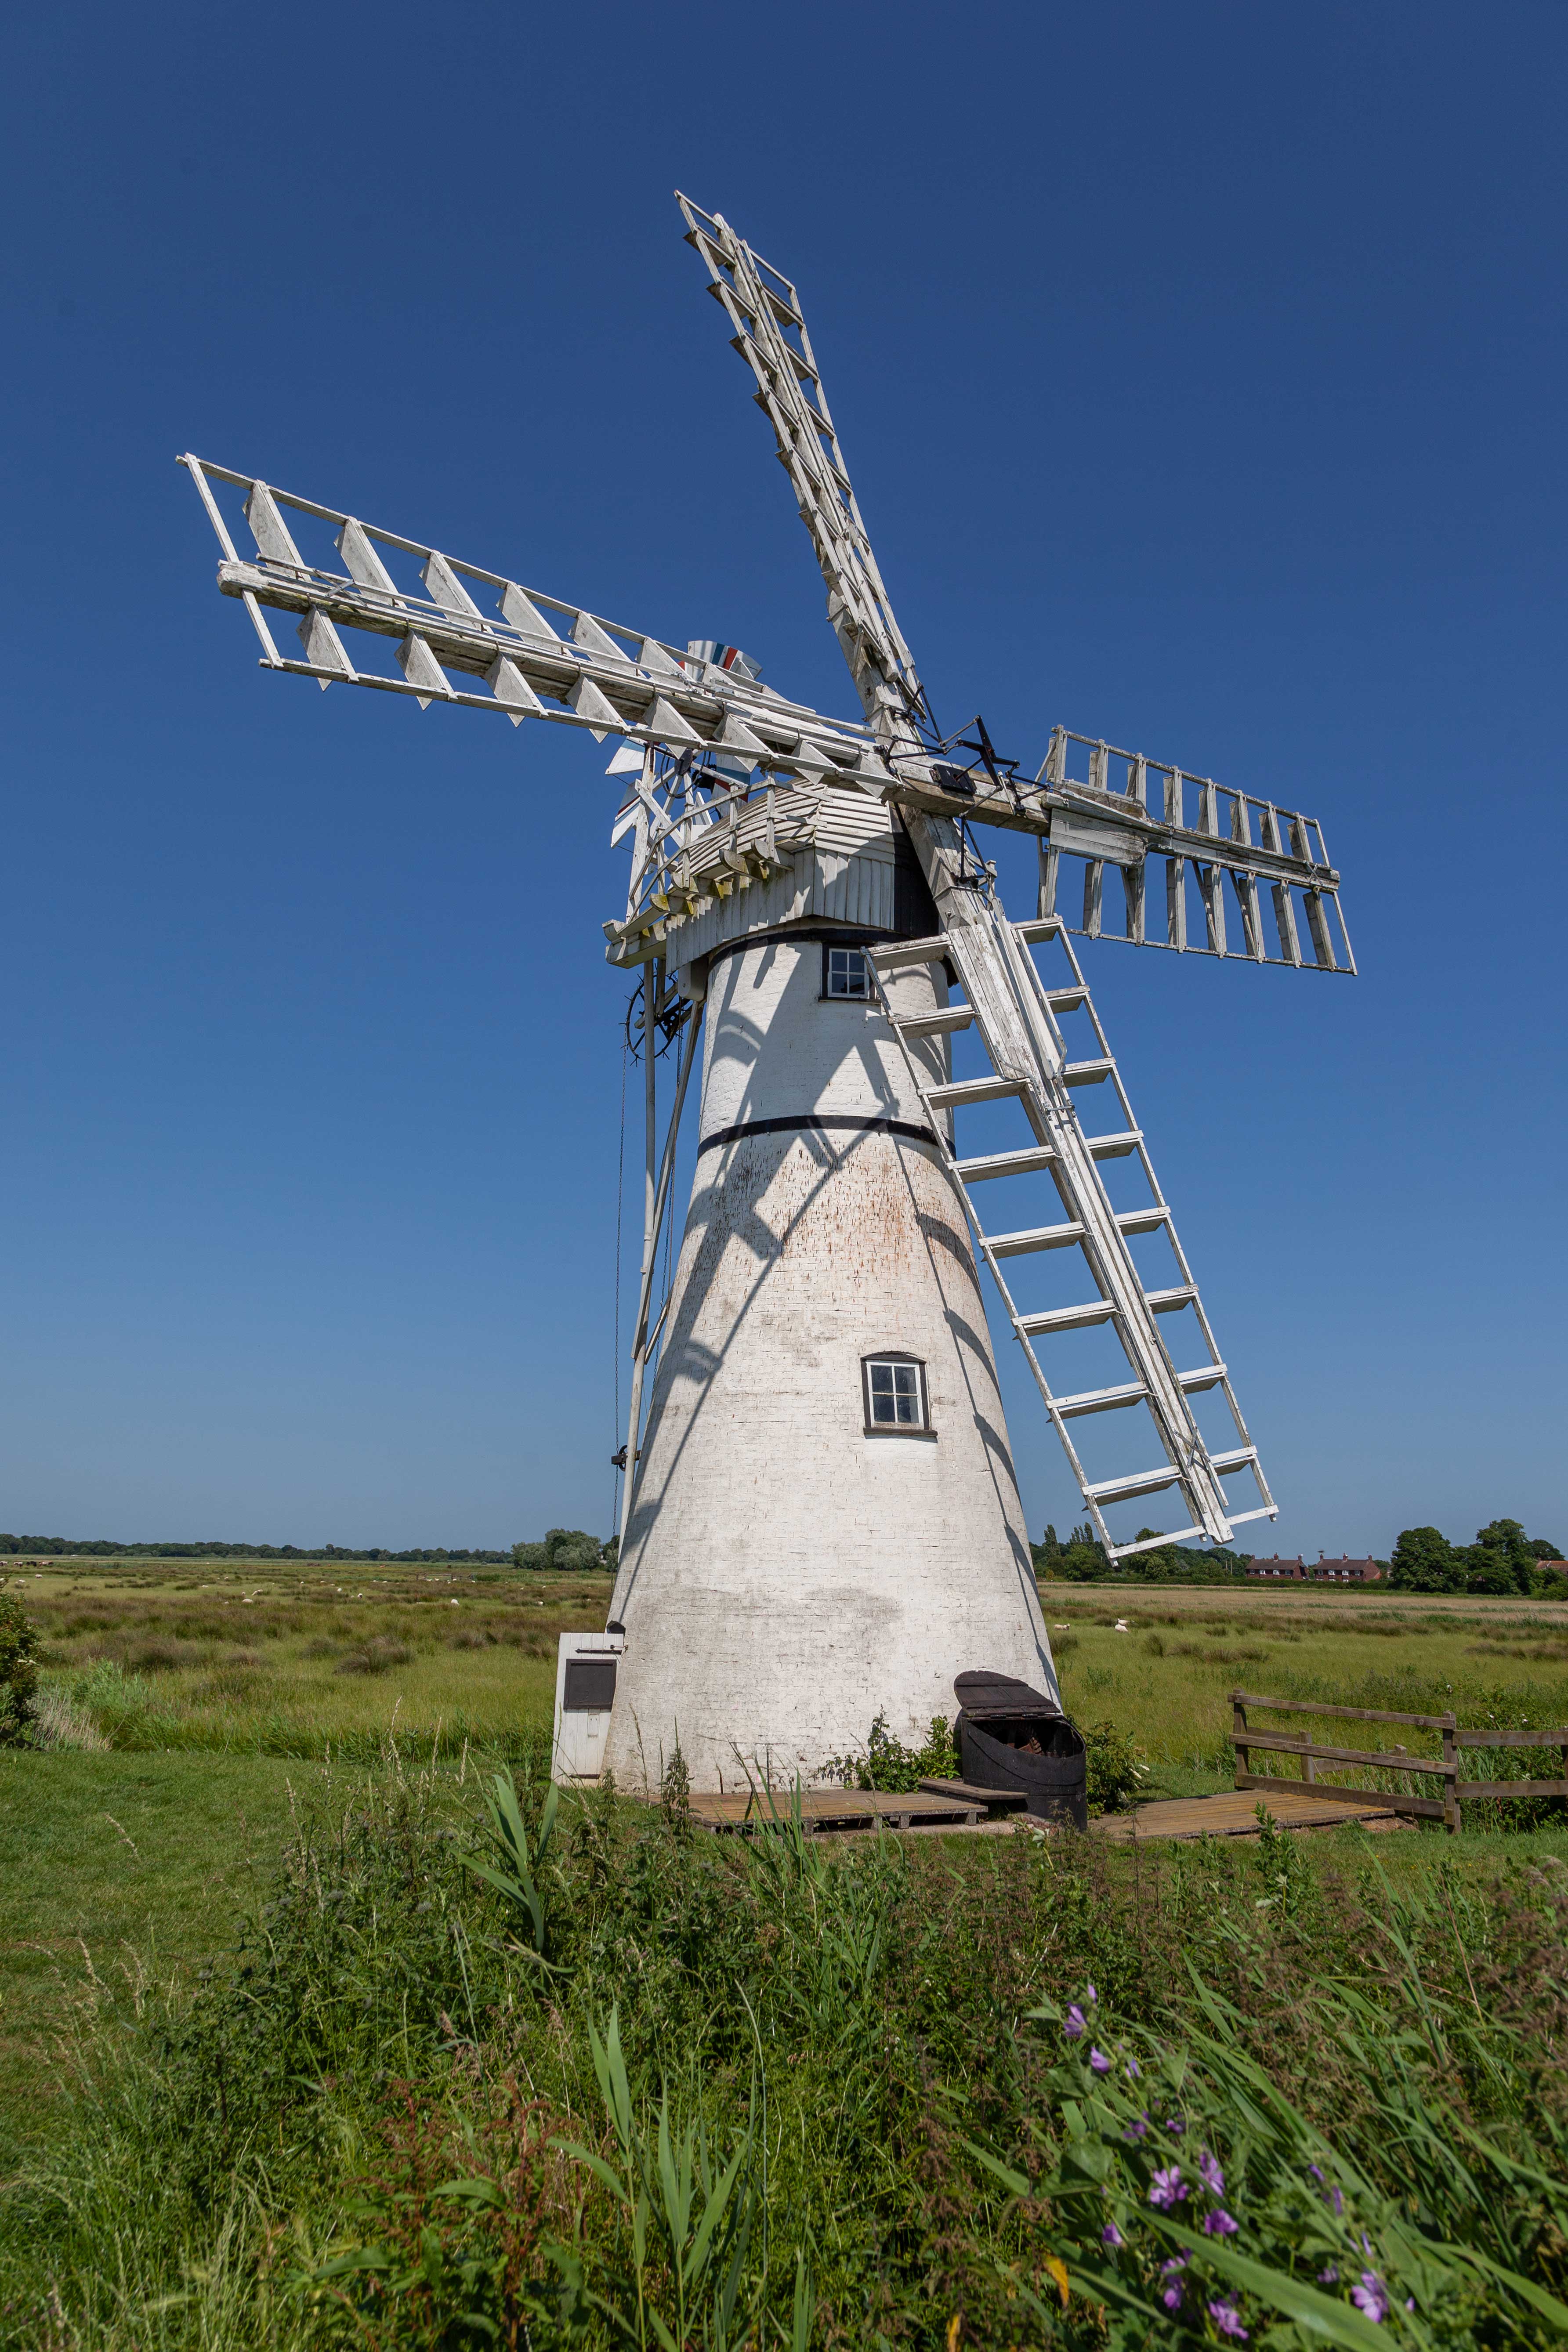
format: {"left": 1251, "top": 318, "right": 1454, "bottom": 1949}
{"left": 604, "top": 921, "right": 1060, "bottom": 1793}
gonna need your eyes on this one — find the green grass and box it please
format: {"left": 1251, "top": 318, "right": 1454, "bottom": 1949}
{"left": 0, "top": 1750, "right": 311, "bottom": 2162}
{"left": 0, "top": 1556, "right": 600, "bottom": 2161}
{"left": 1, "top": 1763, "right": 1565, "bottom": 2348}
{"left": 7, "top": 1553, "right": 604, "bottom": 1755}
{"left": 3, "top": 1570, "right": 1568, "bottom": 2346}
{"left": 1045, "top": 1581, "right": 1568, "bottom": 1797}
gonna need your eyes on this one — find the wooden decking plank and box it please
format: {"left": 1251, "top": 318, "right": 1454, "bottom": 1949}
{"left": 918, "top": 1777, "right": 1029, "bottom": 1812}
{"left": 681, "top": 1787, "right": 979, "bottom": 1836}
{"left": 1095, "top": 1791, "right": 1399, "bottom": 1843}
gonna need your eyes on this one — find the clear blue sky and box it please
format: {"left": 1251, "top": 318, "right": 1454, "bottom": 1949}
{"left": 1, "top": 3, "right": 1562, "bottom": 1556}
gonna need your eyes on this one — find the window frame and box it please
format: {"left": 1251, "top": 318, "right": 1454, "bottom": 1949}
{"left": 822, "top": 941, "right": 872, "bottom": 1002}
{"left": 861, "top": 1351, "right": 934, "bottom": 1439}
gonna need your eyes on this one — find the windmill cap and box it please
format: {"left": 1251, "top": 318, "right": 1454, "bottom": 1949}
{"left": 686, "top": 639, "right": 762, "bottom": 683}
{"left": 954, "top": 1669, "right": 1061, "bottom": 1718}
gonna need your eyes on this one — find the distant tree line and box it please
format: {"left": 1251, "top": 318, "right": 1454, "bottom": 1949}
{"left": 1389, "top": 1518, "right": 1563, "bottom": 1596}
{"left": 0, "top": 1532, "right": 616, "bottom": 1567}
{"left": 1032, "top": 1511, "right": 1564, "bottom": 1594}
{"left": 1032, "top": 1523, "right": 1250, "bottom": 1585}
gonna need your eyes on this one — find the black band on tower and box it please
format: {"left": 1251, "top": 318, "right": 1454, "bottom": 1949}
{"left": 696, "top": 1114, "right": 941, "bottom": 1158}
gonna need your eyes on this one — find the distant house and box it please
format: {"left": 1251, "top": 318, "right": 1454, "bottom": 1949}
{"left": 1246, "top": 1555, "right": 1305, "bottom": 1579}
{"left": 1307, "top": 1554, "right": 1382, "bottom": 1583}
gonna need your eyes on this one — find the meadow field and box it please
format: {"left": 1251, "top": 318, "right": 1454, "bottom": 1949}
{"left": 2, "top": 1564, "right": 1566, "bottom": 2347}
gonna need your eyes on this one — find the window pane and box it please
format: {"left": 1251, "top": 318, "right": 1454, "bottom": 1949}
{"left": 827, "top": 947, "right": 868, "bottom": 998}
{"left": 866, "top": 1358, "right": 923, "bottom": 1429}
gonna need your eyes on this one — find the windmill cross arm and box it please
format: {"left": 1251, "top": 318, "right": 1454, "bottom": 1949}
{"left": 890, "top": 764, "right": 1340, "bottom": 891}
{"left": 179, "top": 454, "right": 884, "bottom": 783}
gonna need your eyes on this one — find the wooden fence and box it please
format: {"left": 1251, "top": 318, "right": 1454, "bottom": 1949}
{"left": 1230, "top": 1691, "right": 1568, "bottom": 1834}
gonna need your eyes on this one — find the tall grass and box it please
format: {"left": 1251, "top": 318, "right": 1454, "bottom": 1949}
{"left": 3, "top": 1760, "right": 1566, "bottom": 2348}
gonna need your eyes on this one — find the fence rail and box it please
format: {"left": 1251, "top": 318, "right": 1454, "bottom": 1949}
{"left": 1230, "top": 1690, "right": 1568, "bottom": 1835}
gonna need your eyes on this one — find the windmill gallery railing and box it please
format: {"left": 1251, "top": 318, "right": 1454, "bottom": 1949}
{"left": 1231, "top": 1691, "right": 1568, "bottom": 1834}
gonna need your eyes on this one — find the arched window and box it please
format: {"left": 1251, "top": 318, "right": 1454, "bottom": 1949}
{"left": 862, "top": 1353, "right": 931, "bottom": 1435}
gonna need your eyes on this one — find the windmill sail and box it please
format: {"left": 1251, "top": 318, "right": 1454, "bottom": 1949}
{"left": 178, "top": 456, "right": 881, "bottom": 780}
{"left": 677, "top": 195, "right": 927, "bottom": 741}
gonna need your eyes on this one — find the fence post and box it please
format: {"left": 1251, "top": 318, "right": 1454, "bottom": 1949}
{"left": 1232, "top": 1690, "right": 1249, "bottom": 1788}
{"left": 1442, "top": 1715, "right": 1458, "bottom": 1836}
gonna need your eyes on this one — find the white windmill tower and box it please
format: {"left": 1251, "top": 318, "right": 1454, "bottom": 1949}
{"left": 179, "top": 195, "right": 1352, "bottom": 1793}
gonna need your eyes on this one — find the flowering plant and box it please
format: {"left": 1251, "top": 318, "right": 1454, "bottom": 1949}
{"left": 957, "top": 1977, "right": 1555, "bottom": 2349}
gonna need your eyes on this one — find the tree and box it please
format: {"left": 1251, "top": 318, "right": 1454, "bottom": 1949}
{"left": 1464, "top": 1545, "right": 1516, "bottom": 1596}
{"left": 1057, "top": 1522, "right": 1109, "bottom": 1582}
{"left": 1389, "top": 1527, "right": 1464, "bottom": 1593}
{"left": 1527, "top": 1536, "right": 1564, "bottom": 1561}
{"left": 1033, "top": 1523, "right": 1064, "bottom": 1579}
{"left": 510, "top": 1530, "right": 610, "bottom": 1574}
{"left": 544, "top": 1528, "right": 606, "bottom": 1573}
{"left": 0, "top": 1596, "right": 39, "bottom": 1747}
{"left": 1469, "top": 1518, "right": 1535, "bottom": 1596}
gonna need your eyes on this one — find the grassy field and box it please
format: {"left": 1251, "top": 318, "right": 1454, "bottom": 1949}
{"left": 1046, "top": 1580, "right": 1568, "bottom": 1797}
{"left": 3, "top": 1567, "right": 1567, "bottom": 2345}
{"left": 0, "top": 1556, "right": 603, "bottom": 2161}
{"left": 6, "top": 1554, "right": 608, "bottom": 1755}
{"left": 13, "top": 1556, "right": 1566, "bottom": 1779}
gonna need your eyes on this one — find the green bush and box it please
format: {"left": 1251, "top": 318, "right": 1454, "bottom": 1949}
{"left": 0, "top": 1595, "right": 38, "bottom": 1745}
{"left": 1083, "top": 1717, "right": 1148, "bottom": 1814}
{"left": 824, "top": 1709, "right": 957, "bottom": 1791}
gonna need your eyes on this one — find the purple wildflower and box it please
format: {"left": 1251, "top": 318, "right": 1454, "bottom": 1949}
{"left": 1307, "top": 2164, "right": 1323, "bottom": 2182}
{"left": 1159, "top": 2256, "right": 1188, "bottom": 2315}
{"left": 1123, "top": 2115, "right": 1149, "bottom": 2142}
{"left": 1208, "top": 2299, "right": 1249, "bottom": 2341}
{"left": 1125, "top": 2055, "right": 1141, "bottom": 2079}
{"left": 1101, "top": 2221, "right": 1124, "bottom": 2249}
{"left": 1148, "top": 2165, "right": 1187, "bottom": 2210}
{"left": 1352, "top": 2274, "right": 1389, "bottom": 2324}
{"left": 1317, "top": 2267, "right": 1339, "bottom": 2286}
{"left": 1166, "top": 2116, "right": 1186, "bottom": 2135}
{"left": 1063, "top": 2004, "right": 1086, "bottom": 2041}
{"left": 1204, "top": 2210, "right": 1239, "bottom": 2237}
{"left": 1089, "top": 2047, "right": 1112, "bottom": 2075}
{"left": 1197, "top": 2148, "right": 1225, "bottom": 2197}
{"left": 1086, "top": 1982, "right": 1098, "bottom": 2004}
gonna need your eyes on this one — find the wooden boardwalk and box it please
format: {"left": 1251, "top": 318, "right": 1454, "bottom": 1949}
{"left": 1095, "top": 1790, "right": 1398, "bottom": 1842}
{"left": 686, "top": 1787, "right": 981, "bottom": 1835}
{"left": 673, "top": 1786, "right": 1399, "bottom": 1840}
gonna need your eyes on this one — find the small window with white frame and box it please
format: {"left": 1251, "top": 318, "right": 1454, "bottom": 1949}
{"left": 862, "top": 1353, "right": 930, "bottom": 1433}
{"left": 824, "top": 944, "right": 870, "bottom": 1000}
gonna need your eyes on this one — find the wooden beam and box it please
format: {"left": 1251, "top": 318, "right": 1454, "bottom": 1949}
{"left": 1229, "top": 1732, "right": 1450, "bottom": 1777}
{"left": 1231, "top": 1692, "right": 1456, "bottom": 1730}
